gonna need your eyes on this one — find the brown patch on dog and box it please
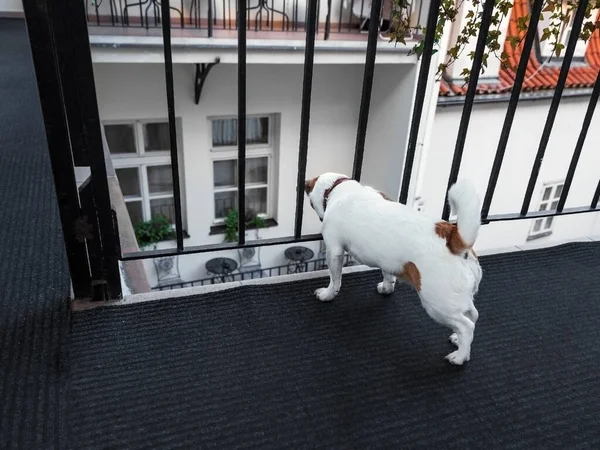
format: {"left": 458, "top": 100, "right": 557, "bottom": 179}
{"left": 304, "top": 176, "right": 319, "bottom": 194}
{"left": 435, "top": 221, "right": 469, "bottom": 255}
{"left": 398, "top": 262, "right": 421, "bottom": 292}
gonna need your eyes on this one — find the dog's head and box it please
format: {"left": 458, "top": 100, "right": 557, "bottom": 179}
{"left": 304, "top": 172, "right": 350, "bottom": 221}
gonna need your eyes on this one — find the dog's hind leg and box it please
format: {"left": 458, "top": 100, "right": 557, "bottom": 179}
{"left": 444, "top": 312, "right": 475, "bottom": 365}
{"left": 315, "top": 247, "right": 344, "bottom": 302}
{"left": 377, "top": 273, "right": 397, "bottom": 295}
{"left": 450, "top": 303, "right": 478, "bottom": 346}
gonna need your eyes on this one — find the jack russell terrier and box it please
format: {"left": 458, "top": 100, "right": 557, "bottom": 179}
{"left": 305, "top": 173, "right": 482, "bottom": 365}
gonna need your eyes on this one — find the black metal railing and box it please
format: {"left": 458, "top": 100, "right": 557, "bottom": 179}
{"left": 22, "top": 0, "right": 600, "bottom": 301}
{"left": 83, "top": 0, "right": 423, "bottom": 39}
{"left": 154, "top": 254, "right": 355, "bottom": 290}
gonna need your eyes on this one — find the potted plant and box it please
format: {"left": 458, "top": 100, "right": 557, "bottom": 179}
{"left": 224, "top": 208, "right": 266, "bottom": 243}
{"left": 134, "top": 214, "right": 174, "bottom": 250}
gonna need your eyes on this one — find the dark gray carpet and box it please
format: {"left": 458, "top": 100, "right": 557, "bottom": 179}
{"left": 0, "top": 18, "right": 71, "bottom": 450}
{"left": 70, "top": 242, "right": 600, "bottom": 449}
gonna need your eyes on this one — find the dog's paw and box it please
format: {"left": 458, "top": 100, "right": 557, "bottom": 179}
{"left": 449, "top": 333, "right": 459, "bottom": 346}
{"left": 315, "top": 287, "right": 336, "bottom": 302}
{"left": 445, "top": 350, "right": 469, "bottom": 366}
{"left": 377, "top": 282, "right": 395, "bottom": 295}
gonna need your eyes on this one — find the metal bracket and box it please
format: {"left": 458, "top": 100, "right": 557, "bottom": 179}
{"left": 194, "top": 58, "right": 220, "bottom": 104}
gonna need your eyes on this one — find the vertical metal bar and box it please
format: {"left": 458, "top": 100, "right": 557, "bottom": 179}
{"left": 351, "top": 0, "right": 383, "bottom": 181}
{"left": 481, "top": 0, "right": 544, "bottom": 220}
{"left": 398, "top": 0, "right": 441, "bottom": 204}
{"left": 557, "top": 69, "right": 600, "bottom": 213}
{"left": 64, "top": 0, "right": 123, "bottom": 299}
{"left": 592, "top": 180, "right": 600, "bottom": 209}
{"left": 294, "top": 0, "right": 318, "bottom": 239}
{"left": 520, "top": 0, "right": 589, "bottom": 216}
{"left": 22, "top": 0, "right": 92, "bottom": 298}
{"left": 160, "top": 0, "right": 185, "bottom": 251}
{"left": 324, "top": 0, "right": 332, "bottom": 39}
{"left": 238, "top": 0, "right": 247, "bottom": 245}
{"left": 208, "top": 0, "right": 214, "bottom": 37}
{"left": 441, "top": 0, "right": 496, "bottom": 221}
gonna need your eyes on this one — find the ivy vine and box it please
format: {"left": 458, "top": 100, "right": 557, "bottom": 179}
{"left": 389, "top": 0, "right": 600, "bottom": 84}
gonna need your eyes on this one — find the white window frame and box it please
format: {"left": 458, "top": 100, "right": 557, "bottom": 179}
{"left": 528, "top": 181, "right": 564, "bottom": 239}
{"left": 209, "top": 114, "right": 276, "bottom": 224}
{"left": 103, "top": 119, "right": 184, "bottom": 227}
{"left": 539, "top": 4, "right": 598, "bottom": 59}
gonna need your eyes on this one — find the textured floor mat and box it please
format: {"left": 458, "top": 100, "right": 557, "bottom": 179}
{"left": 70, "top": 242, "right": 600, "bottom": 449}
{"left": 0, "top": 19, "right": 71, "bottom": 450}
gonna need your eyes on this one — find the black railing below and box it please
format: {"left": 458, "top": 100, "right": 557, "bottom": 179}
{"left": 154, "top": 254, "right": 356, "bottom": 290}
{"left": 84, "top": 0, "right": 424, "bottom": 39}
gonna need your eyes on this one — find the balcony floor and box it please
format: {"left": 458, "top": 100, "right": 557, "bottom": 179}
{"left": 69, "top": 242, "right": 600, "bottom": 449}
{"left": 0, "top": 18, "right": 71, "bottom": 450}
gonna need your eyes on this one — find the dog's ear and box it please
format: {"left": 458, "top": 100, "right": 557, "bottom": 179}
{"left": 304, "top": 176, "right": 319, "bottom": 194}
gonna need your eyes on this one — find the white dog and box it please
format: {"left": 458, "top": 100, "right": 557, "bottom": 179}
{"left": 305, "top": 173, "right": 483, "bottom": 365}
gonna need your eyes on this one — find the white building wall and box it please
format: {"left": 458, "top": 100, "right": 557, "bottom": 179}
{"left": 420, "top": 97, "right": 600, "bottom": 251}
{"left": 0, "top": 0, "right": 22, "bottom": 13}
{"left": 93, "top": 62, "right": 415, "bottom": 286}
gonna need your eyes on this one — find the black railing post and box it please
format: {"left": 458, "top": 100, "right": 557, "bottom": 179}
{"left": 294, "top": 0, "right": 318, "bottom": 239}
{"left": 352, "top": 0, "right": 383, "bottom": 181}
{"left": 324, "top": 0, "right": 332, "bottom": 40}
{"left": 520, "top": 0, "right": 589, "bottom": 216}
{"left": 160, "top": 0, "right": 185, "bottom": 252}
{"left": 64, "top": 0, "right": 122, "bottom": 300}
{"left": 556, "top": 68, "right": 600, "bottom": 213}
{"left": 592, "top": 180, "right": 600, "bottom": 209}
{"left": 481, "top": 0, "right": 544, "bottom": 221}
{"left": 22, "top": 0, "right": 92, "bottom": 299}
{"left": 208, "top": 0, "right": 214, "bottom": 37}
{"left": 399, "top": 0, "right": 441, "bottom": 204}
{"left": 441, "top": 0, "right": 496, "bottom": 221}
{"left": 238, "top": 0, "right": 247, "bottom": 245}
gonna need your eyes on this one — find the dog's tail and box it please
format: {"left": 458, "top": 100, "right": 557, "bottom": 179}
{"left": 448, "top": 180, "right": 481, "bottom": 248}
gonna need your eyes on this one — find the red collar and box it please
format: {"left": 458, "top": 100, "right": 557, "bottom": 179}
{"left": 323, "top": 177, "right": 351, "bottom": 211}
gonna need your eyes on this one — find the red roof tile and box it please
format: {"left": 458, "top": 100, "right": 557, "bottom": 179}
{"left": 439, "top": 0, "right": 600, "bottom": 97}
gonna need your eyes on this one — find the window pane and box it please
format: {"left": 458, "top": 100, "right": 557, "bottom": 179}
{"left": 115, "top": 168, "right": 141, "bottom": 197}
{"left": 246, "top": 187, "right": 267, "bottom": 216}
{"left": 542, "top": 187, "right": 552, "bottom": 201}
{"left": 539, "top": 203, "right": 547, "bottom": 212}
{"left": 144, "top": 122, "right": 170, "bottom": 152}
{"left": 545, "top": 217, "right": 554, "bottom": 229}
{"left": 147, "top": 165, "right": 173, "bottom": 194}
{"left": 150, "top": 197, "right": 175, "bottom": 223}
{"left": 125, "top": 201, "right": 143, "bottom": 226}
{"left": 105, "top": 124, "right": 136, "bottom": 154}
{"left": 212, "top": 117, "right": 269, "bottom": 147}
{"left": 533, "top": 219, "right": 542, "bottom": 233}
{"left": 246, "top": 117, "right": 269, "bottom": 145}
{"left": 246, "top": 157, "right": 268, "bottom": 184}
{"left": 214, "top": 160, "right": 237, "bottom": 188}
{"left": 214, "top": 191, "right": 237, "bottom": 219}
{"left": 555, "top": 184, "right": 564, "bottom": 198}
{"left": 550, "top": 201, "right": 559, "bottom": 210}
{"left": 212, "top": 119, "right": 237, "bottom": 147}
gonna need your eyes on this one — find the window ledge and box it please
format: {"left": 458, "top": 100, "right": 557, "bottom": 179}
{"left": 159, "top": 229, "right": 191, "bottom": 243}
{"left": 209, "top": 219, "right": 278, "bottom": 236}
{"left": 526, "top": 231, "right": 553, "bottom": 242}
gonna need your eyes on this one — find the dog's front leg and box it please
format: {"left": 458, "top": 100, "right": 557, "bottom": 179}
{"left": 377, "top": 273, "right": 397, "bottom": 295}
{"left": 315, "top": 248, "right": 344, "bottom": 302}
